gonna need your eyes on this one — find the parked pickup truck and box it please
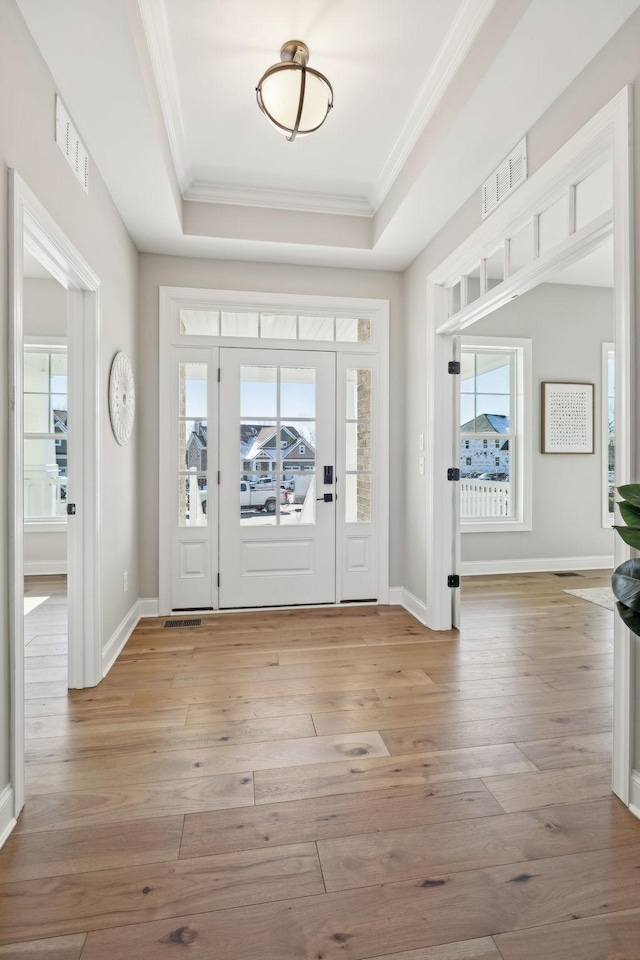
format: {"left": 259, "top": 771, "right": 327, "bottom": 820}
{"left": 240, "top": 480, "right": 287, "bottom": 514}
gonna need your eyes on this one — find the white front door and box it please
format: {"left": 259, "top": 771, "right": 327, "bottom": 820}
{"left": 219, "top": 348, "right": 336, "bottom": 607}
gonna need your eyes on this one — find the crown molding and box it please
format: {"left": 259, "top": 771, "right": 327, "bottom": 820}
{"left": 137, "top": 0, "right": 190, "bottom": 188}
{"left": 184, "top": 180, "right": 374, "bottom": 218}
{"left": 370, "top": 0, "right": 497, "bottom": 209}
{"left": 139, "top": 0, "right": 494, "bottom": 218}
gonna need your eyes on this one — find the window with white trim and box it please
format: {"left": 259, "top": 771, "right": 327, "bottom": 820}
{"left": 24, "top": 345, "right": 68, "bottom": 521}
{"left": 459, "top": 338, "right": 531, "bottom": 531}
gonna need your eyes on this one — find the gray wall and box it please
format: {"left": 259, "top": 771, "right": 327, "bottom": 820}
{"left": 462, "top": 283, "right": 614, "bottom": 565}
{"left": 402, "top": 6, "right": 640, "bottom": 765}
{"left": 137, "top": 254, "right": 404, "bottom": 598}
{"left": 23, "top": 277, "right": 68, "bottom": 571}
{"left": 0, "top": 0, "right": 139, "bottom": 798}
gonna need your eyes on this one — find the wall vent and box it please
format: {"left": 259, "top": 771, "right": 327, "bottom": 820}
{"left": 55, "top": 96, "right": 89, "bottom": 193}
{"left": 482, "top": 138, "right": 527, "bottom": 219}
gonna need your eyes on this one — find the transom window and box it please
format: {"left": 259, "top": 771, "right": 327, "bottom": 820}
{"left": 179, "top": 310, "right": 371, "bottom": 343}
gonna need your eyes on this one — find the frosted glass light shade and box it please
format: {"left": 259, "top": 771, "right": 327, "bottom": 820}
{"left": 256, "top": 44, "right": 333, "bottom": 142}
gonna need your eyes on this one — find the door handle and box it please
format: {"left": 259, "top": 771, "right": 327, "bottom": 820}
{"left": 316, "top": 493, "right": 333, "bottom": 502}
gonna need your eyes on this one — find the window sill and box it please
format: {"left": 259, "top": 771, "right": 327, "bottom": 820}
{"left": 25, "top": 521, "right": 67, "bottom": 534}
{"left": 461, "top": 520, "right": 531, "bottom": 534}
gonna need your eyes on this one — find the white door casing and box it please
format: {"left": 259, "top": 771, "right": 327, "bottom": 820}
{"left": 158, "top": 287, "right": 390, "bottom": 614}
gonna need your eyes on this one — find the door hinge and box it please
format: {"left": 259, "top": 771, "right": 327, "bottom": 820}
{"left": 447, "top": 574, "right": 460, "bottom": 588}
{"left": 448, "top": 361, "right": 461, "bottom": 374}
{"left": 217, "top": 573, "right": 220, "bottom": 587}
{"left": 217, "top": 368, "right": 221, "bottom": 382}
{"left": 447, "top": 468, "right": 460, "bottom": 481}
{"left": 66, "top": 503, "right": 77, "bottom": 516}
{"left": 217, "top": 471, "right": 220, "bottom": 485}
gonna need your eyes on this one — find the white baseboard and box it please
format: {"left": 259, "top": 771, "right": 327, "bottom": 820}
{"left": 629, "top": 769, "right": 640, "bottom": 821}
{"left": 460, "top": 555, "right": 614, "bottom": 576}
{"left": 398, "top": 587, "right": 428, "bottom": 626}
{"left": 24, "top": 561, "right": 67, "bottom": 576}
{"left": 102, "top": 599, "right": 144, "bottom": 676}
{"left": 0, "top": 785, "right": 16, "bottom": 850}
{"left": 388, "top": 587, "right": 403, "bottom": 605}
{"left": 138, "top": 598, "right": 159, "bottom": 618}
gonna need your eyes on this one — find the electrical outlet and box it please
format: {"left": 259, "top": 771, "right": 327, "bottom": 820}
{"left": 123, "top": 571, "right": 128, "bottom": 593}
{"left": 418, "top": 456, "right": 425, "bottom": 475}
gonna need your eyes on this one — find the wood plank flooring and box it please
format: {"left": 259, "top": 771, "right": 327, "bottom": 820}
{"left": 1, "top": 570, "right": 636, "bottom": 959}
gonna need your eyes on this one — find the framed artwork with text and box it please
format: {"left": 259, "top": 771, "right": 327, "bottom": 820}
{"left": 541, "top": 381, "right": 594, "bottom": 454}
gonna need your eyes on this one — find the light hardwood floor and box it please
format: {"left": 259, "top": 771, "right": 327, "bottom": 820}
{"left": 1, "top": 570, "right": 637, "bottom": 959}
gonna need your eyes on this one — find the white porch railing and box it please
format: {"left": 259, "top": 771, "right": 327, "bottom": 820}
{"left": 460, "top": 479, "right": 510, "bottom": 518}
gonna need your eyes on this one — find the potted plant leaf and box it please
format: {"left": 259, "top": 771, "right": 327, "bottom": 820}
{"left": 612, "top": 484, "right": 640, "bottom": 636}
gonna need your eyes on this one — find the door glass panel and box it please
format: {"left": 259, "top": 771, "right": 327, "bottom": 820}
{"left": 576, "top": 159, "right": 613, "bottom": 230}
{"left": 221, "top": 311, "right": 259, "bottom": 337}
{"left": 345, "top": 367, "right": 372, "bottom": 524}
{"left": 260, "top": 314, "right": 297, "bottom": 339}
{"left": 179, "top": 420, "right": 208, "bottom": 472}
{"left": 24, "top": 352, "right": 49, "bottom": 392}
{"left": 240, "top": 476, "right": 277, "bottom": 526}
{"left": 346, "top": 423, "right": 371, "bottom": 471}
{"left": 24, "top": 394, "right": 49, "bottom": 433}
{"left": 180, "top": 310, "right": 220, "bottom": 336}
{"left": 179, "top": 363, "right": 208, "bottom": 417}
{"left": 179, "top": 473, "right": 207, "bottom": 526}
{"left": 281, "top": 368, "right": 316, "bottom": 419}
{"left": 51, "top": 395, "right": 68, "bottom": 432}
{"left": 539, "top": 195, "right": 568, "bottom": 253}
{"left": 240, "top": 366, "right": 277, "bottom": 418}
{"left": 280, "top": 474, "right": 315, "bottom": 524}
{"left": 299, "top": 316, "right": 334, "bottom": 341}
{"left": 345, "top": 474, "right": 371, "bottom": 523}
{"left": 50, "top": 353, "right": 67, "bottom": 393}
{"left": 509, "top": 221, "right": 534, "bottom": 273}
{"left": 346, "top": 368, "right": 372, "bottom": 419}
{"left": 241, "top": 420, "right": 276, "bottom": 481}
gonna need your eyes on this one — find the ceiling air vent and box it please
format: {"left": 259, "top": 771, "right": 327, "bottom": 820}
{"left": 55, "top": 96, "right": 89, "bottom": 194}
{"left": 482, "top": 138, "right": 527, "bottom": 219}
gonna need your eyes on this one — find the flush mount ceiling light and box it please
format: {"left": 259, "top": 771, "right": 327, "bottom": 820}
{"left": 256, "top": 40, "right": 333, "bottom": 142}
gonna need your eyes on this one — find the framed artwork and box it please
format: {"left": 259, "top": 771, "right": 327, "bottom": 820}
{"left": 541, "top": 381, "right": 594, "bottom": 454}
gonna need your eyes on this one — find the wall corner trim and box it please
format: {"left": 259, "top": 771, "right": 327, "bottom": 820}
{"left": 628, "top": 769, "right": 640, "bottom": 821}
{"left": 0, "top": 786, "right": 17, "bottom": 851}
{"left": 138, "top": 598, "right": 160, "bottom": 618}
{"left": 399, "top": 587, "right": 428, "bottom": 626}
{"left": 101, "top": 599, "right": 143, "bottom": 677}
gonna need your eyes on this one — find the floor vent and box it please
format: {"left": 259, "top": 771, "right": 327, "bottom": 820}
{"left": 163, "top": 618, "right": 202, "bottom": 628}
{"left": 482, "top": 138, "right": 527, "bottom": 219}
{"left": 553, "top": 571, "right": 582, "bottom": 578}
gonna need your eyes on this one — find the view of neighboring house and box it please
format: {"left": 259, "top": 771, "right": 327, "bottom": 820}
{"left": 240, "top": 424, "right": 315, "bottom": 478}
{"left": 460, "top": 413, "right": 510, "bottom": 477}
{"left": 185, "top": 421, "right": 207, "bottom": 474}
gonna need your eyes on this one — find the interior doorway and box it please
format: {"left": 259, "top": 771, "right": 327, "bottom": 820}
{"left": 9, "top": 172, "right": 102, "bottom": 824}
{"left": 424, "top": 88, "right": 633, "bottom": 807}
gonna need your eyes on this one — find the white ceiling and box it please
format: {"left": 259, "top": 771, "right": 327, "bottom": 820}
{"left": 15, "top": 0, "right": 640, "bottom": 270}
{"left": 547, "top": 236, "right": 614, "bottom": 287}
{"left": 163, "top": 0, "right": 467, "bottom": 205}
